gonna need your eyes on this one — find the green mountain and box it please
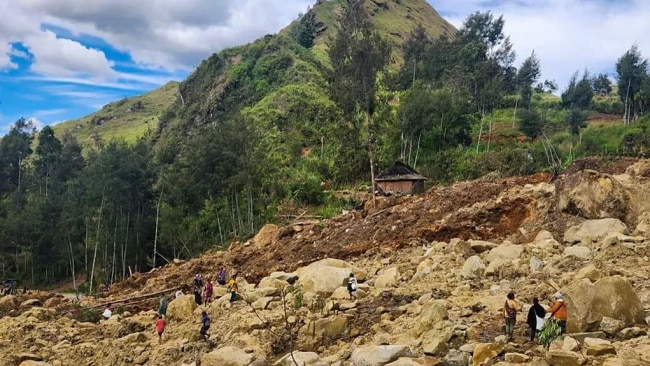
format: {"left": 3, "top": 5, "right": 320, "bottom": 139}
{"left": 55, "top": 0, "right": 454, "bottom": 150}
{"left": 283, "top": 0, "right": 455, "bottom": 64}
{"left": 51, "top": 81, "right": 179, "bottom": 150}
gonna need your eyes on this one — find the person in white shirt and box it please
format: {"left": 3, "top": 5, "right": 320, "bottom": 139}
{"left": 175, "top": 289, "right": 184, "bottom": 298}
{"left": 347, "top": 273, "right": 358, "bottom": 300}
{"left": 102, "top": 306, "right": 112, "bottom": 320}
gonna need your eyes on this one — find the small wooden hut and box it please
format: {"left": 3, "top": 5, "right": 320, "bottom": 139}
{"left": 375, "top": 161, "right": 427, "bottom": 195}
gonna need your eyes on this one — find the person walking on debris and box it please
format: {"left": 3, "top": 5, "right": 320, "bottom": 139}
{"left": 199, "top": 311, "right": 211, "bottom": 340}
{"left": 155, "top": 314, "right": 166, "bottom": 345}
{"left": 547, "top": 292, "right": 568, "bottom": 334}
{"left": 347, "top": 273, "right": 358, "bottom": 300}
{"left": 217, "top": 266, "right": 227, "bottom": 286}
{"left": 527, "top": 297, "right": 546, "bottom": 342}
{"left": 204, "top": 279, "right": 213, "bottom": 304}
{"left": 175, "top": 289, "right": 184, "bottom": 298}
{"left": 227, "top": 274, "right": 238, "bottom": 303}
{"left": 158, "top": 295, "right": 168, "bottom": 317}
{"left": 503, "top": 292, "right": 522, "bottom": 341}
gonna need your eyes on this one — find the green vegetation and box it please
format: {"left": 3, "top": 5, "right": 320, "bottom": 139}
{"left": 51, "top": 81, "right": 179, "bottom": 151}
{"left": 1, "top": 0, "right": 650, "bottom": 290}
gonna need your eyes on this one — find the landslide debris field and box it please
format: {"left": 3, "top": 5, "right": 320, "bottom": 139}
{"left": 4, "top": 158, "right": 650, "bottom": 366}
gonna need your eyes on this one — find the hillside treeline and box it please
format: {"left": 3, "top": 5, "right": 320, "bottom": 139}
{"left": 1, "top": 0, "right": 649, "bottom": 288}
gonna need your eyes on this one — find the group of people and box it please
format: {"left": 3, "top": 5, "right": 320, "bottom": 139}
{"left": 151, "top": 266, "right": 240, "bottom": 343}
{"left": 191, "top": 267, "right": 239, "bottom": 306}
{"left": 504, "top": 291, "right": 567, "bottom": 342}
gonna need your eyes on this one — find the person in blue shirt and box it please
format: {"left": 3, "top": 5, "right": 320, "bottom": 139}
{"left": 199, "top": 311, "right": 211, "bottom": 340}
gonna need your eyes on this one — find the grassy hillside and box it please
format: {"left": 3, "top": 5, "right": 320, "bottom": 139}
{"left": 284, "top": 0, "right": 455, "bottom": 65}
{"left": 51, "top": 81, "right": 179, "bottom": 149}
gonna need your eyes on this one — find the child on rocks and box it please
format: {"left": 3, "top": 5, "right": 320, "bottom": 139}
{"left": 156, "top": 315, "right": 166, "bottom": 344}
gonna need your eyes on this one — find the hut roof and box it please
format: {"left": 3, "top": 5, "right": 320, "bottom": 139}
{"left": 375, "top": 161, "right": 427, "bottom": 182}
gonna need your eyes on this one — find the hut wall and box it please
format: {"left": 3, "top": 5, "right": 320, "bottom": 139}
{"left": 377, "top": 180, "right": 415, "bottom": 194}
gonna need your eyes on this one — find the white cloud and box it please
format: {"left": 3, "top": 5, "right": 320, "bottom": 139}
{"left": 432, "top": 0, "right": 650, "bottom": 89}
{"left": 24, "top": 30, "right": 117, "bottom": 80}
{"left": 12, "top": 0, "right": 313, "bottom": 71}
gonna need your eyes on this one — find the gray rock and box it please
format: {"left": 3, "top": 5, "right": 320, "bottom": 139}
{"left": 442, "top": 349, "right": 470, "bottom": 366}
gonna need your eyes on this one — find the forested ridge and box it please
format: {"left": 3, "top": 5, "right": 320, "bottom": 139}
{"left": 1, "top": 0, "right": 650, "bottom": 290}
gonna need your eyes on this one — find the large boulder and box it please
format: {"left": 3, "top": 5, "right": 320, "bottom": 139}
{"left": 374, "top": 267, "right": 400, "bottom": 288}
{"left": 296, "top": 259, "right": 365, "bottom": 296}
{"left": 558, "top": 170, "right": 629, "bottom": 221}
{"left": 472, "top": 343, "right": 504, "bottom": 366}
{"left": 635, "top": 212, "right": 650, "bottom": 236}
{"left": 350, "top": 345, "right": 411, "bottom": 366}
{"left": 485, "top": 244, "right": 524, "bottom": 275}
{"left": 562, "top": 246, "right": 592, "bottom": 261}
{"left": 0, "top": 295, "right": 19, "bottom": 312}
{"left": 460, "top": 256, "right": 486, "bottom": 279}
{"left": 563, "top": 276, "right": 645, "bottom": 333}
{"left": 545, "top": 350, "right": 585, "bottom": 366}
{"left": 253, "top": 224, "right": 279, "bottom": 248}
{"left": 573, "top": 264, "right": 603, "bottom": 282}
{"left": 414, "top": 301, "right": 448, "bottom": 336}
{"left": 300, "top": 316, "right": 348, "bottom": 341}
{"left": 201, "top": 346, "right": 265, "bottom": 366}
{"left": 166, "top": 295, "right": 197, "bottom": 322}
{"left": 563, "top": 219, "right": 628, "bottom": 244}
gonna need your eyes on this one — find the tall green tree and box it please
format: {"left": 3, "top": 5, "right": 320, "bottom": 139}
{"left": 616, "top": 45, "right": 648, "bottom": 123}
{"left": 517, "top": 51, "right": 541, "bottom": 110}
{"left": 327, "top": 0, "right": 390, "bottom": 205}
{"left": 592, "top": 73, "right": 612, "bottom": 96}
{"left": 290, "top": 10, "right": 317, "bottom": 48}
{"left": 0, "top": 118, "right": 35, "bottom": 196}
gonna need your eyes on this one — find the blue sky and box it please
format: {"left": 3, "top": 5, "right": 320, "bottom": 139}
{"left": 1, "top": 0, "right": 649, "bottom": 133}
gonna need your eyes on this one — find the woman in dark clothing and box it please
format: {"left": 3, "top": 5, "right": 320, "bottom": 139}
{"left": 527, "top": 297, "right": 546, "bottom": 342}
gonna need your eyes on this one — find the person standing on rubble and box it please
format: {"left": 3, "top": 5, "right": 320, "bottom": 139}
{"left": 216, "top": 266, "right": 227, "bottom": 286}
{"left": 155, "top": 314, "right": 166, "bottom": 344}
{"left": 527, "top": 297, "right": 546, "bottom": 342}
{"left": 503, "top": 292, "right": 522, "bottom": 341}
{"left": 347, "top": 273, "right": 358, "bottom": 300}
{"left": 546, "top": 292, "right": 568, "bottom": 334}
{"left": 193, "top": 274, "right": 203, "bottom": 305}
{"left": 204, "top": 278, "right": 214, "bottom": 304}
{"left": 227, "top": 274, "right": 239, "bottom": 303}
{"left": 158, "top": 295, "right": 168, "bottom": 317}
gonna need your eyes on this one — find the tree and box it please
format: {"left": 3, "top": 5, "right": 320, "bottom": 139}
{"left": 35, "top": 126, "right": 63, "bottom": 197}
{"left": 616, "top": 45, "right": 648, "bottom": 123}
{"left": 519, "top": 108, "right": 544, "bottom": 139}
{"left": 517, "top": 51, "right": 541, "bottom": 110}
{"left": 327, "top": 0, "right": 391, "bottom": 207}
{"left": 561, "top": 70, "right": 593, "bottom": 110}
{"left": 0, "top": 118, "right": 35, "bottom": 196}
{"left": 592, "top": 73, "right": 612, "bottom": 96}
{"left": 290, "top": 10, "right": 317, "bottom": 48}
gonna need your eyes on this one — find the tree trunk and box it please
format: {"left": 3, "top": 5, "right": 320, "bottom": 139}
{"left": 89, "top": 192, "right": 105, "bottom": 295}
{"left": 511, "top": 96, "right": 519, "bottom": 128}
{"left": 67, "top": 231, "right": 77, "bottom": 292}
{"left": 153, "top": 189, "right": 163, "bottom": 269}
{"left": 476, "top": 108, "right": 485, "bottom": 153}
{"left": 367, "top": 112, "right": 377, "bottom": 209}
{"left": 413, "top": 133, "right": 421, "bottom": 170}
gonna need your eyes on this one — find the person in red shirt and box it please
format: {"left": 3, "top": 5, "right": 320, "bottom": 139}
{"left": 155, "top": 314, "right": 166, "bottom": 344}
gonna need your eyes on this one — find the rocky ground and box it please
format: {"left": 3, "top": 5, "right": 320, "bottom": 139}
{"left": 3, "top": 158, "right": 650, "bottom": 366}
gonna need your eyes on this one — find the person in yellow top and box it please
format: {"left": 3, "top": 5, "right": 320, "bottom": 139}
{"left": 227, "top": 274, "right": 239, "bottom": 303}
{"left": 503, "top": 292, "right": 522, "bottom": 341}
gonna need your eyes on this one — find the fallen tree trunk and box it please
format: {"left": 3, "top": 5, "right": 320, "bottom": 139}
{"left": 86, "top": 286, "right": 182, "bottom": 310}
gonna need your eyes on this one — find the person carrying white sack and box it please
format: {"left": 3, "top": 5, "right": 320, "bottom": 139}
{"left": 527, "top": 297, "right": 546, "bottom": 342}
